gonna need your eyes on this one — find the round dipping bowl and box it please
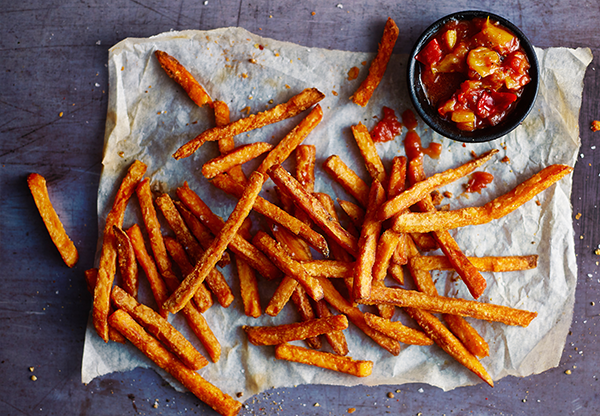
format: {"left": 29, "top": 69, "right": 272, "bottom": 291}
{"left": 407, "top": 10, "right": 539, "bottom": 143}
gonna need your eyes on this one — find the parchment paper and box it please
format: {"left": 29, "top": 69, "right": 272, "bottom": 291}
{"left": 82, "top": 27, "right": 592, "bottom": 398}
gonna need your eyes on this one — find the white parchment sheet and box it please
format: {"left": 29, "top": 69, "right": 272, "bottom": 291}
{"left": 82, "top": 27, "right": 592, "bottom": 398}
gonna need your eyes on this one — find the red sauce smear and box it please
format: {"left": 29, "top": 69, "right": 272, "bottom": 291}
{"left": 371, "top": 107, "right": 403, "bottom": 143}
{"left": 402, "top": 109, "right": 418, "bottom": 130}
{"left": 465, "top": 171, "right": 494, "bottom": 193}
{"left": 422, "top": 142, "right": 442, "bottom": 159}
{"left": 403, "top": 111, "right": 441, "bottom": 159}
{"left": 404, "top": 130, "right": 422, "bottom": 160}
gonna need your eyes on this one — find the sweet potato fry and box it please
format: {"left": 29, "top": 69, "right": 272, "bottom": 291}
{"left": 387, "top": 156, "right": 407, "bottom": 199}
{"left": 84, "top": 269, "right": 125, "bottom": 344}
{"left": 108, "top": 310, "right": 241, "bottom": 416}
{"left": 27, "top": 173, "right": 79, "bottom": 268}
{"left": 164, "top": 171, "right": 265, "bottom": 313}
{"left": 93, "top": 160, "right": 147, "bottom": 342}
{"left": 378, "top": 149, "right": 499, "bottom": 221}
{"left": 392, "top": 164, "right": 574, "bottom": 232}
{"left": 301, "top": 260, "right": 354, "bottom": 278}
{"left": 291, "top": 286, "right": 322, "bottom": 349}
{"left": 409, "top": 255, "right": 538, "bottom": 272}
{"left": 155, "top": 50, "right": 212, "bottom": 107}
{"left": 409, "top": 232, "right": 438, "bottom": 252}
{"left": 351, "top": 123, "right": 387, "bottom": 184}
{"left": 444, "top": 314, "right": 490, "bottom": 359}
{"left": 173, "top": 88, "right": 325, "bottom": 159}
{"left": 295, "top": 144, "right": 317, "bottom": 192}
{"left": 113, "top": 225, "right": 138, "bottom": 298}
{"left": 351, "top": 17, "right": 399, "bottom": 107}
{"left": 337, "top": 199, "right": 365, "bottom": 227}
{"left": 111, "top": 286, "right": 208, "bottom": 370}
{"left": 353, "top": 180, "right": 386, "bottom": 301}
{"left": 202, "top": 142, "right": 273, "bottom": 179}
{"left": 315, "top": 300, "right": 349, "bottom": 355}
{"left": 275, "top": 343, "right": 371, "bottom": 377}
{"left": 213, "top": 100, "right": 247, "bottom": 185}
{"left": 252, "top": 231, "right": 323, "bottom": 302}
{"left": 235, "top": 254, "right": 262, "bottom": 318}
{"left": 371, "top": 229, "right": 403, "bottom": 283}
{"left": 210, "top": 173, "right": 329, "bottom": 256}
{"left": 176, "top": 182, "right": 282, "bottom": 280}
{"left": 388, "top": 263, "right": 404, "bottom": 285}
{"left": 126, "top": 224, "right": 171, "bottom": 318}
{"left": 269, "top": 164, "right": 358, "bottom": 256}
{"left": 257, "top": 105, "right": 323, "bottom": 175}
{"left": 364, "top": 312, "right": 433, "bottom": 345}
{"left": 243, "top": 314, "right": 348, "bottom": 346}
{"left": 265, "top": 276, "right": 299, "bottom": 317}
{"left": 363, "top": 286, "right": 538, "bottom": 327}
{"left": 323, "top": 155, "right": 370, "bottom": 207}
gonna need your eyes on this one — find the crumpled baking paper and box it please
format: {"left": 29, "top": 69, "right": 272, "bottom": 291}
{"left": 82, "top": 27, "right": 592, "bottom": 398}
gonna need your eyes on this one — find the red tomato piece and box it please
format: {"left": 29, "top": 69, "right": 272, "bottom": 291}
{"left": 416, "top": 38, "right": 443, "bottom": 66}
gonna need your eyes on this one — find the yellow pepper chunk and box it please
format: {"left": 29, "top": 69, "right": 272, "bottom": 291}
{"left": 480, "top": 17, "right": 515, "bottom": 51}
{"left": 467, "top": 47, "right": 500, "bottom": 78}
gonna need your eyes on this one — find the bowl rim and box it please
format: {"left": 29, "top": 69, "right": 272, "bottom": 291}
{"left": 407, "top": 10, "right": 540, "bottom": 143}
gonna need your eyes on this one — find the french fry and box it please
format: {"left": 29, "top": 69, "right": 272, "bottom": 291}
{"left": 315, "top": 300, "right": 349, "bottom": 356}
{"left": 269, "top": 164, "right": 358, "bottom": 256}
{"left": 409, "top": 255, "right": 538, "bottom": 273}
{"left": 265, "top": 276, "right": 299, "bottom": 317}
{"left": 108, "top": 310, "right": 241, "bottom": 416}
{"left": 275, "top": 343, "right": 371, "bottom": 377}
{"left": 155, "top": 193, "right": 234, "bottom": 308}
{"left": 291, "top": 286, "right": 322, "bottom": 349}
{"left": 93, "top": 160, "right": 147, "bottom": 342}
{"left": 252, "top": 231, "right": 324, "bottom": 302}
{"left": 353, "top": 180, "right": 386, "bottom": 301}
{"left": 323, "top": 155, "right": 370, "bottom": 207}
{"left": 351, "top": 123, "right": 387, "bottom": 184}
{"left": 364, "top": 312, "right": 433, "bottom": 345}
{"left": 164, "top": 171, "right": 265, "bottom": 313}
{"left": 392, "top": 164, "right": 574, "bottom": 232}
{"left": 371, "top": 229, "right": 403, "bottom": 283}
{"left": 243, "top": 314, "right": 348, "bottom": 346}
{"left": 214, "top": 100, "right": 247, "bottom": 185}
{"left": 27, "top": 173, "right": 79, "bottom": 268}
{"left": 176, "top": 182, "right": 282, "bottom": 280}
{"left": 163, "top": 236, "right": 214, "bottom": 313}
{"left": 235, "top": 254, "right": 262, "bottom": 318}
{"left": 84, "top": 268, "right": 126, "bottom": 344}
{"left": 294, "top": 144, "right": 317, "bottom": 225}
{"left": 337, "top": 199, "right": 365, "bottom": 228}
{"left": 388, "top": 264, "right": 404, "bottom": 285}
{"left": 173, "top": 88, "right": 325, "bottom": 159}
{"left": 202, "top": 142, "right": 273, "bottom": 179}
{"left": 404, "top": 308, "right": 494, "bottom": 387}
{"left": 113, "top": 225, "right": 138, "bottom": 298}
{"left": 301, "top": 260, "right": 354, "bottom": 278}
{"left": 126, "top": 224, "right": 171, "bottom": 318}
{"left": 444, "top": 314, "right": 490, "bottom": 359}
{"left": 378, "top": 149, "right": 499, "bottom": 221}
{"left": 363, "top": 286, "right": 538, "bottom": 327}
{"left": 111, "top": 286, "right": 208, "bottom": 370}
{"left": 409, "top": 232, "right": 438, "bottom": 252}
{"left": 211, "top": 173, "right": 329, "bottom": 257}
{"left": 257, "top": 105, "right": 323, "bottom": 175}
{"left": 155, "top": 50, "right": 212, "bottom": 107}
{"left": 351, "top": 17, "right": 399, "bottom": 107}
{"left": 387, "top": 156, "right": 407, "bottom": 200}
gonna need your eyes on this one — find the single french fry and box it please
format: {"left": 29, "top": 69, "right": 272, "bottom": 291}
{"left": 113, "top": 225, "right": 138, "bottom": 298}
{"left": 111, "top": 286, "right": 208, "bottom": 370}
{"left": 379, "top": 150, "right": 499, "bottom": 221}
{"left": 84, "top": 269, "right": 126, "bottom": 344}
{"left": 214, "top": 100, "right": 247, "bottom": 185}
{"left": 235, "top": 254, "right": 262, "bottom": 318}
{"left": 351, "top": 123, "right": 387, "bottom": 184}
{"left": 126, "top": 224, "right": 171, "bottom": 318}
{"left": 387, "top": 156, "right": 407, "bottom": 199}
{"left": 301, "top": 260, "right": 354, "bottom": 278}
{"left": 392, "top": 164, "right": 574, "bottom": 232}
{"left": 108, "top": 310, "right": 241, "bottom": 416}
{"left": 211, "top": 173, "right": 329, "bottom": 257}
{"left": 388, "top": 263, "right": 404, "bottom": 285}
{"left": 176, "top": 182, "right": 282, "bottom": 280}
{"left": 409, "top": 255, "right": 538, "bottom": 272}
{"left": 269, "top": 164, "right": 358, "bottom": 256}
{"left": 323, "top": 155, "right": 370, "bottom": 207}
{"left": 409, "top": 232, "right": 438, "bottom": 252}
{"left": 296, "top": 144, "right": 317, "bottom": 192}
{"left": 173, "top": 88, "right": 325, "bottom": 159}
{"left": 156, "top": 193, "right": 234, "bottom": 308}
{"left": 243, "top": 314, "right": 348, "bottom": 346}
{"left": 337, "top": 199, "right": 365, "bottom": 228}
{"left": 363, "top": 286, "right": 538, "bottom": 327}
{"left": 93, "top": 160, "right": 147, "bottom": 342}
{"left": 405, "top": 308, "right": 494, "bottom": 387}
{"left": 275, "top": 343, "right": 371, "bottom": 377}
{"left": 371, "top": 229, "right": 402, "bottom": 283}
{"left": 353, "top": 180, "right": 386, "bottom": 301}
{"left": 444, "top": 314, "right": 490, "bottom": 358}
{"left": 175, "top": 201, "right": 231, "bottom": 267}
{"left": 252, "top": 231, "right": 323, "bottom": 302}
{"left": 27, "top": 173, "right": 79, "bottom": 267}
{"left": 351, "top": 17, "right": 399, "bottom": 107}
{"left": 165, "top": 172, "right": 265, "bottom": 313}
{"left": 265, "top": 276, "right": 299, "bottom": 317}
{"left": 163, "top": 236, "right": 214, "bottom": 313}
{"left": 202, "top": 142, "right": 273, "bottom": 179}
{"left": 315, "top": 300, "right": 349, "bottom": 355}
{"left": 391, "top": 232, "right": 408, "bottom": 266}
{"left": 155, "top": 50, "right": 212, "bottom": 107}
{"left": 291, "top": 286, "right": 322, "bottom": 349}
{"left": 257, "top": 105, "right": 323, "bottom": 175}
{"left": 364, "top": 312, "right": 433, "bottom": 345}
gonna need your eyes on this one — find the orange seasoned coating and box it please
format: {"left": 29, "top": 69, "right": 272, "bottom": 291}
{"left": 275, "top": 343, "right": 371, "bottom": 377}
{"left": 155, "top": 50, "right": 213, "bottom": 107}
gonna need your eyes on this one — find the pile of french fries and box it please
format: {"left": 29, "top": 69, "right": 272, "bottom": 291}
{"left": 27, "top": 18, "right": 573, "bottom": 416}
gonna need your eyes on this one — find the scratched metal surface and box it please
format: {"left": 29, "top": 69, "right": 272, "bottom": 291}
{"left": 1, "top": 1, "right": 599, "bottom": 415}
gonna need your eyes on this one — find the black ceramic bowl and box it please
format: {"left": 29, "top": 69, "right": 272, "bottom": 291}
{"left": 407, "top": 11, "right": 539, "bottom": 143}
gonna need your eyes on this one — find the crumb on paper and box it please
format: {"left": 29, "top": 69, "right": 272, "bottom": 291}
{"left": 535, "top": 199, "right": 541, "bottom": 206}
{"left": 241, "top": 73, "right": 248, "bottom": 78}
{"left": 332, "top": 90, "right": 338, "bottom": 96}
{"left": 443, "top": 191, "right": 453, "bottom": 198}
{"left": 591, "top": 120, "right": 600, "bottom": 131}
{"left": 348, "top": 66, "right": 359, "bottom": 81}
{"left": 470, "top": 150, "right": 478, "bottom": 158}
{"left": 501, "top": 155, "right": 511, "bottom": 164}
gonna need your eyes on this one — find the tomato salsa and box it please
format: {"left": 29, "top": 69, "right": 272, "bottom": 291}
{"left": 415, "top": 17, "right": 531, "bottom": 131}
